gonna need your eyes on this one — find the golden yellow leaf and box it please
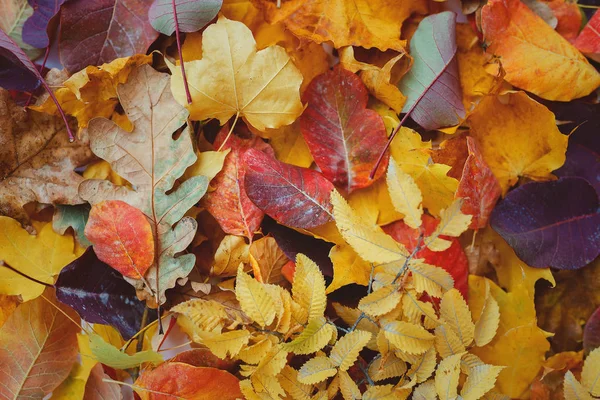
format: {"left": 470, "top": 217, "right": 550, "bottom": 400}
{"left": 278, "top": 365, "right": 312, "bottom": 400}
{"left": 347, "top": 177, "right": 402, "bottom": 226}
{"left": 253, "top": 0, "right": 427, "bottom": 51}
{"left": 0, "top": 218, "right": 81, "bottom": 301}
{"left": 292, "top": 254, "right": 327, "bottom": 321}
{"left": 382, "top": 321, "right": 434, "bottom": 355}
{"left": 235, "top": 265, "right": 277, "bottom": 327}
{"left": 472, "top": 284, "right": 500, "bottom": 348}
{"left": 52, "top": 333, "right": 97, "bottom": 400}
{"left": 413, "top": 380, "right": 436, "bottom": 400}
{"left": 387, "top": 158, "right": 423, "bottom": 229}
{"left": 171, "top": 299, "right": 230, "bottom": 335}
{"left": 330, "top": 330, "right": 372, "bottom": 372}
{"left": 255, "top": 344, "right": 288, "bottom": 376}
{"left": 435, "top": 353, "right": 463, "bottom": 400}
{"left": 260, "top": 121, "right": 313, "bottom": 168}
{"left": 409, "top": 261, "right": 455, "bottom": 299}
{"left": 333, "top": 303, "right": 379, "bottom": 350}
{"left": 327, "top": 244, "right": 372, "bottom": 294}
{"left": 251, "top": 373, "right": 286, "bottom": 399}
{"left": 339, "top": 369, "right": 362, "bottom": 400}
{"left": 222, "top": 0, "right": 264, "bottom": 31}
{"left": 564, "top": 371, "right": 593, "bottom": 400}
{"left": 168, "top": 16, "right": 303, "bottom": 131}
{"left": 331, "top": 190, "right": 409, "bottom": 265}
{"left": 481, "top": 0, "right": 600, "bottom": 101}
{"left": 468, "top": 92, "right": 568, "bottom": 194}
{"left": 435, "top": 325, "right": 466, "bottom": 359}
{"left": 183, "top": 150, "right": 230, "bottom": 183}
{"left": 440, "top": 288, "right": 475, "bottom": 348}
{"left": 82, "top": 160, "right": 128, "bottom": 186}
{"left": 238, "top": 335, "right": 274, "bottom": 364}
{"left": 197, "top": 329, "right": 251, "bottom": 359}
{"left": 402, "top": 291, "right": 439, "bottom": 330}
{"left": 425, "top": 199, "right": 472, "bottom": 252}
{"left": 239, "top": 379, "right": 266, "bottom": 400}
{"left": 582, "top": 347, "right": 600, "bottom": 396}
{"left": 389, "top": 127, "right": 458, "bottom": 216}
{"left": 358, "top": 285, "right": 401, "bottom": 317}
{"left": 249, "top": 237, "right": 289, "bottom": 287}
{"left": 32, "top": 55, "right": 151, "bottom": 131}
{"left": 363, "top": 384, "right": 407, "bottom": 400}
{"left": 0, "top": 295, "right": 18, "bottom": 329}
{"left": 298, "top": 356, "right": 337, "bottom": 385}
{"left": 368, "top": 354, "right": 407, "bottom": 382}
{"left": 461, "top": 364, "right": 504, "bottom": 400}
{"left": 282, "top": 316, "right": 336, "bottom": 355}
{"left": 212, "top": 235, "right": 250, "bottom": 277}
{"left": 405, "top": 347, "right": 437, "bottom": 384}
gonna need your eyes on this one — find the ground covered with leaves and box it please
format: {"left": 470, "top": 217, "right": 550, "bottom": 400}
{"left": 0, "top": 0, "right": 599, "bottom": 399}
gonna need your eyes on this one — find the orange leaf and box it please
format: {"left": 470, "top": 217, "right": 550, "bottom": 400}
{"left": 0, "top": 288, "right": 80, "bottom": 399}
{"left": 85, "top": 200, "right": 155, "bottom": 279}
{"left": 134, "top": 362, "right": 243, "bottom": 400}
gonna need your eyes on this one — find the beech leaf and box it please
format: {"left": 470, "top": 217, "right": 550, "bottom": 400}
{"left": 300, "top": 66, "right": 389, "bottom": 192}
{"left": 491, "top": 177, "right": 600, "bottom": 270}
{"left": 79, "top": 65, "right": 209, "bottom": 304}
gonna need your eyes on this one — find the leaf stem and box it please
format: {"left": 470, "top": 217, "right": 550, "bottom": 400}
{"left": 369, "top": 111, "right": 412, "bottom": 179}
{"left": 172, "top": 0, "right": 192, "bottom": 104}
{"left": 217, "top": 112, "right": 240, "bottom": 152}
{"left": 24, "top": 45, "right": 51, "bottom": 107}
{"left": 0, "top": 262, "right": 53, "bottom": 288}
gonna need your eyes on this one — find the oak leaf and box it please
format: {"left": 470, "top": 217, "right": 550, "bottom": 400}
{"left": 169, "top": 15, "right": 303, "bottom": 131}
{"left": 481, "top": 0, "right": 600, "bottom": 100}
{"left": 79, "top": 65, "right": 209, "bottom": 304}
{"left": 0, "top": 89, "right": 93, "bottom": 230}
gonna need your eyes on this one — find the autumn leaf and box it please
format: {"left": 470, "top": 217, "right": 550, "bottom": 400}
{"left": 22, "top": 0, "right": 65, "bottom": 49}
{"left": 149, "top": 0, "right": 222, "bottom": 34}
{"left": 59, "top": 0, "right": 158, "bottom": 73}
{"left": 251, "top": 0, "right": 427, "bottom": 51}
{"left": 481, "top": 0, "right": 600, "bottom": 101}
{"left": 0, "top": 89, "right": 93, "bottom": 229}
{"left": 135, "top": 362, "right": 243, "bottom": 400}
{"left": 0, "top": 0, "right": 41, "bottom": 59}
{"left": 79, "top": 65, "right": 209, "bottom": 304}
{"left": 300, "top": 66, "right": 389, "bottom": 192}
{"left": 0, "top": 288, "right": 80, "bottom": 399}
{"left": 573, "top": 10, "right": 600, "bottom": 62}
{"left": 169, "top": 15, "right": 303, "bottom": 131}
{"left": 249, "top": 236, "right": 289, "bottom": 286}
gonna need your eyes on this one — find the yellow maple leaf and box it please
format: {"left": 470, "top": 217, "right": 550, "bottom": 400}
{"left": 0, "top": 218, "right": 81, "bottom": 301}
{"left": 169, "top": 15, "right": 303, "bottom": 131}
{"left": 468, "top": 91, "right": 568, "bottom": 194}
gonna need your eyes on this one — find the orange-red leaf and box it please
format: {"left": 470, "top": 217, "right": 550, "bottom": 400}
{"left": 300, "top": 66, "right": 389, "bottom": 192}
{"left": 203, "top": 124, "right": 274, "bottom": 238}
{"left": 0, "top": 288, "right": 80, "bottom": 399}
{"left": 574, "top": 9, "right": 600, "bottom": 61}
{"left": 456, "top": 137, "right": 502, "bottom": 229}
{"left": 85, "top": 200, "right": 155, "bottom": 279}
{"left": 134, "top": 362, "right": 242, "bottom": 400}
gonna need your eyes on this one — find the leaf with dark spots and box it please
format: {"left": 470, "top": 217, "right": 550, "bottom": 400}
{"left": 491, "top": 177, "right": 600, "bottom": 270}
{"left": 22, "top": 0, "right": 67, "bottom": 49}
{"left": 300, "top": 66, "right": 389, "bottom": 192}
{"left": 59, "top": 0, "right": 158, "bottom": 73}
{"left": 243, "top": 148, "right": 335, "bottom": 229}
{"left": 262, "top": 216, "right": 334, "bottom": 278}
{"left": 55, "top": 247, "right": 149, "bottom": 340}
{"left": 203, "top": 124, "right": 273, "bottom": 239}
{"left": 149, "top": 0, "right": 222, "bottom": 34}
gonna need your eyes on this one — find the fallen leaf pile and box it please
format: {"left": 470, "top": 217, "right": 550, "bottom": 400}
{"left": 0, "top": 0, "right": 599, "bottom": 399}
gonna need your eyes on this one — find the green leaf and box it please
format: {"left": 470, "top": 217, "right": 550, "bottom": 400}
{"left": 87, "top": 333, "right": 163, "bottom": 369}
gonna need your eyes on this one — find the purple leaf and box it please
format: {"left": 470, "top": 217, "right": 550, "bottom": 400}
{"left": 584, "top": 306, "right": 600, "bottom": 353}
{"left": 491, "top": 177, "right": 600, "bottom": 270}
{"left": 556, "top": 144, "right": 600, "bottom": 196}
{"left": 22, "top": 0, "right": 67, "bottom": 49}
{"left": 55, "top": 247, "right": 148, "bottom": 339}
{"left": 148, "top": 0, "right": 222, "bottom": 35}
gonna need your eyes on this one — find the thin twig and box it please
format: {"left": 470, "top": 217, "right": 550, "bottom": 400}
{"left": 217, "top": 113, "right": 240, "bottom": 152}
{"left": 172, "top": 0, "right": 192, "bottom": 104}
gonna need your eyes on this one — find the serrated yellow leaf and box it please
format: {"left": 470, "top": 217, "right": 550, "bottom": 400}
{"left": 273, "top": 286, "right": 293, "bottom": 335}
{"left": 236, "top": 265, "right": 277, "bottom": 327}
{"left": 383, "top": 321, "right": 434, "bottom": 355}
{"left": 403, "top": 291, "right": 439, "bottom": 329}
{"left": 331, "top": 190, "right": 409, "bottom": 265}
{"left": 425, "top": 199, "right": 472, "bottom": 252}
{"left": 362, "top": 384, "right": 401, "bottom": 400}
{"left": 253, "top": 374, "right": 286, "bottom": 399}
{"left": 240, "top": 379, "right": 270, "bottom": 400}
{"left": 330, "top": 330, "right": 372, "bottom": 371}
{"left": 256, "top": 345, "right": 288, "bottom": 376}
{"left": 564, "top": 371, "right": 593, "bottom": 400}
{"left": 413, "top": 380, "right": 436, "bottom": 400}
{"left": 461, "top": 354, "right": 486, "bottom": 374}
{"left": 435, "top": 353, "right": 463, "bottom": 400}
{"left": 387, "top": 158, "right": 423, "bottom": 229}
{"left": 582, "top": 347, "right": 600, "bottom": 396}
{"left": 358, "top": 286, "right": 401, "bottom": 317}
{"left": 327, "top": 244, "right": 372, "bottom": 294}
{"left": 171, "top": 298, "right": 229, "bottom": 335}
{"left": 368, "top": 354, "right": 407, "bottom": 382}
{"left": 339, "top": 370, "right": 361, "bottom": 400}
{"left": 282, "top": 316, "right": 336, "bottom": 355}
{"left": 440, "top": 289, "right": 475, "bottom": 347}
{"left": 405, "top": 347, "right": 437, "bottom": 384}
{"left": 293, "top": 254, "right": 327, "bottom": 321}
{"left": 409, "top": 262, "right": 454, "bottom": 298}
{"left": 473, "top": 292, "right": 500, "bottom": 348}
{"left": 279, "top": 365, "right": 313, "bottom": 400}
{"left": 298, "top": 356, "right": 337, "bottom": 385}
{"left": 239, "top": 336, "right": 274, "bottom": 365}
{"left": 197, "top": 329, "right": 251, "bottom": 359}
{"left": 435, "top": 325, "right": 466, "bottom": 359}
{"left": 461, "top": 364, "right": 504, "bottom": 400}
